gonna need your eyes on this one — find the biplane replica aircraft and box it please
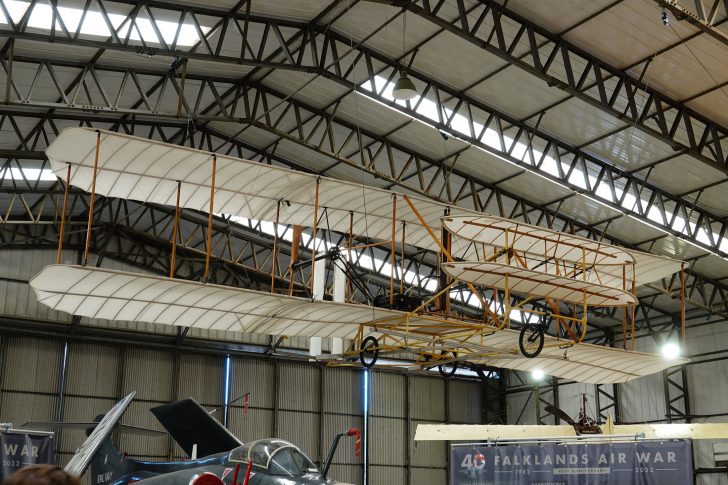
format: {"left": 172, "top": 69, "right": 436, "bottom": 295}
{"left": 29, "top": 128, "right": 689, "bottom": 384}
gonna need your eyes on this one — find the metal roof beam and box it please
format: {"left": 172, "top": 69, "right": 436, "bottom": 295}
{"left": 2, "top": 105, "right": 726, "bottom": 334}
{"left": 399, "top": 0, "right": 728, "bottom": 174}
{"left": 656, "top": 0, "right": 728, "bottom": 47}
{"left": 3, "top": 49, "right": 728, "bottom": 260}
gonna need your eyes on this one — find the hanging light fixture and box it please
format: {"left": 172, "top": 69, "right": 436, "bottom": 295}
{"left": 392, "top": 10, "right": 417, "bottom": 101}
{"left": 392, "top": 70, "right": 417, "bottom": 101}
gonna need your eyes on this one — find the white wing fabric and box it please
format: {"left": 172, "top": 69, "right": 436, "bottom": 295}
{"left": 443, "top": 216, "right": 683, "bottom": 285}
{"left": 46, "top": 128, "right": 683, "bottom": 285}
{"left": 46, "top": 128, "right": 477, "bottom": 255}
{"left": 442, "top": 262, "right": 637, "bottom": 306}
{"left": 30, "top": 265, "right": 687, "bottom": 384}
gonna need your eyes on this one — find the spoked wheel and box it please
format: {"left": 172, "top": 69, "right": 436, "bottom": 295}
{"left": 359, "top": 336, "right": 380, "bottom": 368}
{"left": 437, "top": 350, "right": 459, "bottom": 378}
{"left": 519, "top": 325, "right": 545, "bottom": 358}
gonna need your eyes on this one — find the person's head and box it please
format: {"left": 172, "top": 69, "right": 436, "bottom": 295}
{"left": 3, "top": 465, "right": 81, "bottom": 485}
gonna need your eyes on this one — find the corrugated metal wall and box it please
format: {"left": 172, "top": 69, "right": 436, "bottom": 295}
{"left": 505, "top": 323, "right": 728, "bottom": 485}
{"left": 1, "top": 247, "right": 498, "bottom": 484}
{"left": 0, "top": 331, "right": 494, "bottom": 485}
{"left": 368, "top": 370, "right": 487, "bottom": 485}
{"left": 0, "top": 334, "right": 350, "bottom": 478}
{"left": 0, "top": 336, "right": 62, "bottom": 430}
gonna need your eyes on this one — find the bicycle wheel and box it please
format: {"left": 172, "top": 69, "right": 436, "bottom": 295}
{"left": 438, "top": 350, "right": 459, "bottom": 378}
{"left": 519, "top": 325, "right": 545, "bottom": 358}
{"left": 359, "top": 336, "right": 380, "bottom": 368}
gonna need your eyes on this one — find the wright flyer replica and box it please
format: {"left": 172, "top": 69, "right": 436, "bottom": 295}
{"left": 30, "top": 128, "right": 689, "bottom": 383}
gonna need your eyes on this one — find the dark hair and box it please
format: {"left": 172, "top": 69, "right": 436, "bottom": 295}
{"left": 3, "top": 465, "right": 81, "bottom": 485}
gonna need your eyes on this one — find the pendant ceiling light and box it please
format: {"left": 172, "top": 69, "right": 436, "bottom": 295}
{"left": 392, "top": 10, "right": 418, "bottom": 101}
{"left": 392, "top": 71, "right": 417, "bottom": 101}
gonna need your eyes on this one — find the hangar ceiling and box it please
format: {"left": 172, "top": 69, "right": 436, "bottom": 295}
{"left": 1, "top": 0, "right": 728, "bottom": 344}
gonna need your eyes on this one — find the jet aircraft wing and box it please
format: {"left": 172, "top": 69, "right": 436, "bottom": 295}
{"left": 150, "top": 398, "right": 241, "bottom": 458}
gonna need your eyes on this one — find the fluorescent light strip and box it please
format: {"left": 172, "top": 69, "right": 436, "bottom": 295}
{"left": 361, "top": 75, "right": 725, "bottom": 256}
{"left": 0, "top": 0, "right": 208, "bottom": 47}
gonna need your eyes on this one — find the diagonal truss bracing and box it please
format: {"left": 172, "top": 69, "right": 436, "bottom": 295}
{"left": 1, "top": 107, "right": 726, "bottom": 334}
{"left": 2, "top": 2, "right": 727, "bottom": 258}
{"left": 403, "top": 0, "right": 728, "bottom": 173}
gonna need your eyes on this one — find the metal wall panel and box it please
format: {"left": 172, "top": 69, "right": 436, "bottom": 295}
{"left": 618, "top": 370, "right": 665, "bottom": 423}
{"left": 327, "top": 464, "right": 362, "bottom": 485}
{"left": 228, "top": 406, "right": 274, "bottom": 443}
{"left": 2, "top": 336, "right": 63, "bottom": 392}
{"left": 506, "top": 378, "right": 537, "bottom": 425}
{"left": 409, "top": 376, "right": 446, "bottom": 421}
{"left": 411, "top": 466, "right": 446, "bottom": 484}
{"left": 278, "top": 362, "right": 320, "bottom": 412}
{"left": 323, "top": 367, "right": 363, "bottom": 415}
{"left": 122, "top": 347, "right": 175, "bottom": 403}
{"left": 230, "top": 357, "right": 275, "bottom": 410}
{"left": 0, "top": 249, "right": 70, "bottom": 323}
{"left": 277, "top": 409, "right": 320, "bottom": 461}
{"left": 176, "top": 353, "right": 224, "bottom": 406}
{"left": 370, "top": 371, "right": 405, "bottom": 418}
{"left": 448, "top": 380, "right": 482, "bottom": 424}
{"left": 553, "top": 383, "right": 597, "bottom": 422}
{"left": 0, "top": 392, "right": 57, "bottom": 429}
{"left": 369, "top": 416, "right": 406, "bottom": 466}
{"left": 369, "top": 464, "right": 406, "bottom": 485}
{"left": 321, "top": 412, "right": 364, "bottom": 475}
{"left": 65, "top": 342, "right": 121, "bottom": 398}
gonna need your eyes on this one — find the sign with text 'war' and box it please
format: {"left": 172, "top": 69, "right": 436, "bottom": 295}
{"left": 0, "top": 431, "right": 55, "bottom": 480}
{"left": 451, "top": 440, "right": 692, "bottom": 485}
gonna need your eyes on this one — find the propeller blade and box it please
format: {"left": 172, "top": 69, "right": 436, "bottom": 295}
{"left": 544, "top": 405, "right": 575, "bottom": 425}
{"left": 21, "top": 422, "right": 165, "bottom": 436}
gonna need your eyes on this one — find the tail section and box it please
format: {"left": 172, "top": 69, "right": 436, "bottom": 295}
{"left": 65, "top": 392, "right": 135, "bottom": 478}
{"left": 88, "top": 434, "right": 137, "bottom": 485}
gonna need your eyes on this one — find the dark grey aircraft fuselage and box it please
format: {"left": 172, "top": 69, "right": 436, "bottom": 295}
{"left": 104, "top": 445, "right": 337, "bottom": 485}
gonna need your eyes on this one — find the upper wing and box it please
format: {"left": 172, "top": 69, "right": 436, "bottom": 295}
{"left": 443, "top": 216, "right": 683, "bottom": 285}
{"left": 46, "top": 127, "right": 481, "bottom": 255}
{"left": 30, "top": 265, "right": 686, "bottom": 384}
{"left": 442, "top": 261, "right": 638, "bottom": 306}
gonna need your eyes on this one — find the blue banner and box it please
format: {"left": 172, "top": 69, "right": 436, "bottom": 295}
{"left": 0, "top": 431, "right": 55, "bottom": 480}
{"left": 450, "top": 440, "right": 692, "bottom": 484}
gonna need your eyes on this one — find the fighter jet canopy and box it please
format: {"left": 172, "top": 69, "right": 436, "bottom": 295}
{"left": 229, "top": 439, "right": 319, "bottom": 477}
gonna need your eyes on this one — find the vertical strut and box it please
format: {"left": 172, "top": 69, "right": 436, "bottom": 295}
{"left": 400, "top": 221, "right": 406, "bottom": 294}
{"left": 83, "top": 131, "right": 101, "bottom": 266}
{"left": 204, "top": 155, "right": 216, "bottom": 282}
{"left": 289, "top": 225, "right": 302, "bottom": 296}
{"left": 622, "top": 265, "right": 627, "bottom": 349}
{"left": 310, "top": 178, "right": 321, "bottom": 296}
{"left": 56, "top": 163, "right": 71, "bottom": 264}
{"left": 347, "top": 212, "right": 353, "bottom": 303}
{"left": 390, "top": 194, "right": 397, "bottom": 307}
{"left": 169, "top": 180, "right": 181, "bottom": 278}
{"left": 270, "top": 200, "right": 281, "bottom": 293}
{"left": 630, "top": 263, "right": 636, "bottom": 351}
{"left": 680, "top": 263, "right": 685, "bottom": 344}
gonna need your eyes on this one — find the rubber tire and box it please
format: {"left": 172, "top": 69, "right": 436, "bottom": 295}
{"left": 359, "top": 336, "right": 380, "bottom": 368}
{"left": 438, "top": 351, "right": 459, "bottom": 378}
{"left": 519, "top": 325, "right": 545, "bottom": 358}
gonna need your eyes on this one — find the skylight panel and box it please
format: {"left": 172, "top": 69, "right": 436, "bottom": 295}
{"left": 0, "top": 1, "right": 208, "bottom": 47}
